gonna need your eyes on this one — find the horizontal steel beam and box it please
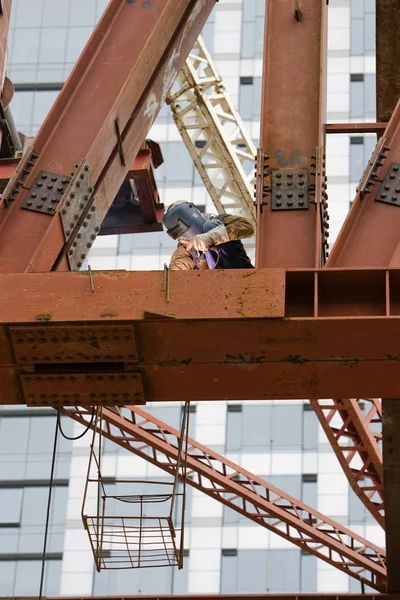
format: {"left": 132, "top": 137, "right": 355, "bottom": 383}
{"left": 2, "top": 269, "right": 400, "bottom": 405}
{"left": 45, "top": 596, "right": 400, "bottom": 600}
{"left": 325, "top": 123, "right": 386, "bottom": 135}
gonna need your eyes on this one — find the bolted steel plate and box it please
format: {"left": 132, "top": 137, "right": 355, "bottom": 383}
{"left": 271, "top": 168, "right": 309, "bottom": 210}
{"left": 376, "top": 163, "right": 400, "bottom": 206}
{"left": 21, "top": 171, "right": 72, "bottom": 215}
{"left": 10, "top": 325, "right": 138, "bottom": 364}
{"left": 21, "top": 371, "right": 146, "bottom": 406}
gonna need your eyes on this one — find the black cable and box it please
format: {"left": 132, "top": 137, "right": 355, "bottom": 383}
{"left": 38, "top": 409, "right": 60, "bottom": 600}
{"left": 57, "top": 407, "right": 95, "bottom": 441}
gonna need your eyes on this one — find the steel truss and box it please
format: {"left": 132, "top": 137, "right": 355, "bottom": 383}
{"left": 167, "top": 36, "right": 256, "bottom": 224}
{"left": 312, "top": 399, "right": 383, "bottom": 528}
{"left": 63, "top": 405, "right": 386, "bottom": 591}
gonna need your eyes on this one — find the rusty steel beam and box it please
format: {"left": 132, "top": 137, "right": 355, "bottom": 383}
{"left": 382, "top": 399, "right": 400, "bottom": 593}
{"left": 325, "top": 123, "right": 386, "bottom": 135}
{"left": 0, "top": 0, "right": 215, "bottom": 273}
{"left": 256, "top": 0, "right": 327, "bottom": 268}
{"left": 327, "top": 98, "right": 400, "bottom": 268}
{"left": 63, "top": 405, "right": 387, "bottom": 590}
{"left": 376, "top": 0, "right": 400, "bottom": 123}
{"left": 311, "top": 398, "right": 384, "bottom": 527}
{"left": 2, "top": 269, "right": 400, "bottom": 404}
{"left": 46, "top": 597, "right": 400, "bottom": 600}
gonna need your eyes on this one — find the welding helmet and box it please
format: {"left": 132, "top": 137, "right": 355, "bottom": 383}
{"left": 163, "top": 201, "right": 206, "bottom": 240}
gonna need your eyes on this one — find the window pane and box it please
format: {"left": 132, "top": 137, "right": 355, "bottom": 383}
{"left": 0, "top": 488, "right": 23, "bottom": 524}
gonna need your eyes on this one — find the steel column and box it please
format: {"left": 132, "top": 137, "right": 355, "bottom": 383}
{"left": 376, "top": 0, "right": 400, "bottom": 123}
{"left": 0, "top": 0, "right": 216, "bottom": 273}
{"left": 382, "top": 398, "right": 400, "bottom": 593}
{"left": 256, "top": 0, "right": 327, "bottom": 268}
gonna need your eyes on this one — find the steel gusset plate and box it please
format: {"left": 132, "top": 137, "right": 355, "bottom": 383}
{"left": 271, "top": 168, "right": 309, "bottom": 210}
{"left": 58, "top": 160, "right": 99, "bottom": 270}
{"left": 376, "top": 163, "right": 400, "bottom": 206}
{"left": 21, "top": 171, "right": 71, "bottom": 215}
{"left": 21, "top": 371, "right": 146, "bottom": 407}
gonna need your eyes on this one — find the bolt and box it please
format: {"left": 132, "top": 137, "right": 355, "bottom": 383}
{"left": 62, "top": 209, "right": 67, "bottom": 215}
{"left": 81, "top": 254, "right": 86, "bottom": 259}
{"left": 66, "top": 200, "right": 71, "bottom": 207}
{"left": 299, "top": 200, "right": 304, "bottom": 206}
{"left": 77, "top": 233, "right": 82, "bottom": 239}
{"left": 77, "top": 262, "right": 82, "bottom": 268}
{"left": 62, "top": 179, "right": 69, "bottom": 184}
{"left": 90, "top": 206, "right": 95, "bottom": 212}
{"left": 390, "top": 174, "right": 395, "bottom": 179}
{"left": 276, "top": 173, "right": 282, "bottom": 179}
{"left": 287, "top": 192, "right": 293, "bottom": 198}
{"left": 95, "top": 226, "right": 100, "bottom": 232}
{"left": 37, "top": 204, "right": 43, "bottom": 209}
{"left": 42, "top": 195, "right": 47, "bottom": 200}
{"left": 393, "top": 166, "right": 399, "bottom": 171}
{"left": 27, "top": 200, "right": 33, "bottom": 206}
{"left": 287, "top": 200, "right": 293, "bottom": 206}
{"left": 90, "top": 234, "right": 96, "bottom": 240}
{"left": 276, "top": 200, "right": 282, "bottom": 206}
{"left": 86, "top": 243, "right": 92, "bottom": 248}
{"left": 76, "top": 182, "right": 80, "bottom": 188}
{"left": 31, "top": 192, "right": 37, "bottom": 198}
{"left": 37, "top": 182, "right": 43, "bottom": 187}
{"left": 47, "top": 206, "right": 53, "bottom": 212}
{"left": 58, "top": 187, "right": 64, "bottom": 192}
{"left": 47, "top": 184, "right": 53, "bottom": 189}
{"left": 276, "top": 192, "right": 282, "bottom": 198}
{"left": 41, "top": 174, "right": 47, "bottom": 179}
{"left": 80, "top": 173, "right": 85, "bottom": 179}
{"left": 299, "top": 192, "right": 304, "bottom": 198}
{"left": 385, "top": 185, "right": 390, "bottom": 190}
{"left": 287, "top": 173, "right": 293, "bottom": 178}
{"left": 298, "top": 172, "right": 304, "bottom": 177}
{"left": 381, "top": 193, "right": 387, "bottom": 198}
{"left": 70, "top": 192, "right": 75, "bottom": 198}
{"left": 392, "top": 197, "right": 398, "bottom": 202}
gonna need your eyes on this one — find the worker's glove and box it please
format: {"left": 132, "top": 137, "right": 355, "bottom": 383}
{"left": 179, "top": 224, "right": 230, "bottom": 253}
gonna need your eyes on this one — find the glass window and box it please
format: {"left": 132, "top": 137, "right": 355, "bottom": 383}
{"left": 0, "top": 560, "right": 16, "bottom": 595}
{"left": 350, "top": 139, "right": 364, "bottom": 182}
{"left": 350, "top": 78, "right": 364, "bottom": 119}
{"left": 301, "top": 553, "right": 317, "bottom": 592}
{"left": 14, "top": 559, "right": 62, "bottom": 596}
{"left": 241, "top": 22, "right": 256, "bottom": 59}
{"left": 42, "top": 0, "right": 70, "bottom": 27}
{"left": 39, "top": 28, "right": 68, "bottom": 63}
{"left": 364, "top": 13, "right": 375, "bottom": 53}
{"left": 65, "top": 27, "right": 93, "bottom": 62}
{"left": 267, "top": 549, "right": 300, "bottom": 592}
{"left": 221, "top": 552, "right": 238, "bottom": 593}
{"left": 69, "top": 0, "right": 97, "bottom": 27}
{"left": 243, "top": 0, "right": 256, "bottom": 21}
{"left": 238, "top": 550, "right": 268, "bottom": 591}
{"left": 28, "top": 417, "right": 57, "bottom": 454}
{"left": 0, "top": 529, "right": 19, "bottom": 552}
{"left": 303, "top": 408, "right": 318, "bottom": 451}
{"left": 364, "top": 74, "right": 376, "bottom": 118}
{"left": 350, "top": 19, "right": 364, "bottom": 55}
{"left": 32, "top": 91, "right": 60, "bottom": 127}
{"left": 21, "top": 487, "right": 48, "bottom": 526}
{"left": 0, "top": 488, "right": 23, "bottom": 524}
{"left": 271, "top": 405, "right": 303, "bottom": 449}
{"left": 11, "top": 28, "right": 41, "bottom": 64}
{"left": 15, "top": 0, "right": 44, "bottom": 27}
{"left": 351, "top": 0, "right": 365, "bottom": 19}
{"left": 0, "top": 417, "right": 30, "bottom": 454}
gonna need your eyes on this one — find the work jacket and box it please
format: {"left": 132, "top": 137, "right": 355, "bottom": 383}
{"left": 169, "top": 213, "right": 254, "bottom": 270}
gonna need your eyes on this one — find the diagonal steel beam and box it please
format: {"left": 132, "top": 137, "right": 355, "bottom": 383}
{"left": 311, "top": 398, "right": 384, "bottom": 527}
{"left": 0, "top": 0, "right": 216, "bottom": 273}
{"left": 327, "top": 98, "right": 400, "bottom": 267}
{"left": 63, "top": 405, "right": 387, "bottom": 591}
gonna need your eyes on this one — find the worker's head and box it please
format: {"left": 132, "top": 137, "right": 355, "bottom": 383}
{"left": 163, "top": 201, "right": 205, "bottom": 240}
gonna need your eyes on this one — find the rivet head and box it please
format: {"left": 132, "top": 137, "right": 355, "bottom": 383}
{"left": 31, "top": 192, "right": 37, "bottom": 198}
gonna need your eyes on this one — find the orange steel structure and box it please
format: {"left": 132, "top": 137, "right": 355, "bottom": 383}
{"left": 0, "top": 0, "right": 399, "bottom": 596}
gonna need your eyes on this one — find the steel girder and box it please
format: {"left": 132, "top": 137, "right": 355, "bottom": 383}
{"left": 62, "top": 405, "right": 386, "bottom": 591}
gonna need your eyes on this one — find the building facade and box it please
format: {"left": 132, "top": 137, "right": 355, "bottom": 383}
{"left": 0, "top": 0, "right": 383, "bottom": 596}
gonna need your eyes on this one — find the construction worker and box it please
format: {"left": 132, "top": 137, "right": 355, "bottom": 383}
{"left": 163, "top": 201, "right": 254, "bottom": 270}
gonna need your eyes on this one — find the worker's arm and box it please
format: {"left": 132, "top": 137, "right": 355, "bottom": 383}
{"left": 221, "top": 214, "right": 255, "bottom": 240}
{"left": 181, "top": 214, "right": 255, "bottom": 253}
{"left": 169, "top": 244, "right": 196, "bottom": 270}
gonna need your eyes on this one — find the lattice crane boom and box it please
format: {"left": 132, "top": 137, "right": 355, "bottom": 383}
{"left": 167, "top": 36, "right": 256, "bottom": 224}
